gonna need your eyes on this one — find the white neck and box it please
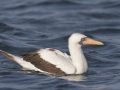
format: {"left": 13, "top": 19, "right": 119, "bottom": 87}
{"left": 69, "top": 44, "right": 88, "bottom": 74}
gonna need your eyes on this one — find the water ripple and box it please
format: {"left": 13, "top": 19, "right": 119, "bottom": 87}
{"left": 35, "top": 0, "right": 80, "bottom": 6}
{"left": 84, "top": 28, "right": 120, "bottom": 34}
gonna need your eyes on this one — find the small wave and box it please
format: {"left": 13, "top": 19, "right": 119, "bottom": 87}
{"left": 4, "top": 0, "right": 80, "bottom": 10}
{"left": 35, "top": 0, "right": 80, "bottom": 6}
{"left": 5, "top": 5, "right": 27, "bottom": 10}
{"left": 39, "top": 35, "right": 70, "bottom": 47}
{"left": 90, "top": 58, "right": 117, "bottom": 68}
{"left": 28, "top": 18, "right": 56, "bottom": 25}
{"left": 50, "top": 35, "right": 70, "bottom": 42}
{"left": 108, "top": 68, "right": 120, "bottom": 74}
{"left": 0, "top": 71, "right": 12, "bottom": 76}
{"left": 87, "top": 70, "right": 97, "bottom": 75}
{"left": 0, "top": 22, "right": 14, "bottom": 32}
{"left": 0, "top": 22, "right": 27, "bottom": 37}
{"left": 100, "top": 1, "right": 120, "bottom": 8}
{"left": 106, "top": 53, "right": 120, "bottom": 59}
{"left": 84, "top": 28, "right": 120, "bottom": 34}
{"left": 80, "top": 12, "right": 120, "bottom": 19}
{"left": 4, "top": 2, "right": 29, "bottom": 10}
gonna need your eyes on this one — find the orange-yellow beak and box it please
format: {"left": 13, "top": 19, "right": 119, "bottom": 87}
{"left": 82, "top": 38, "right": 104, "bottom": 45}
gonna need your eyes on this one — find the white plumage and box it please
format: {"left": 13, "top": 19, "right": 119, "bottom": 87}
{"left": 39, "top": 48, "right": 76, "bottom": 74}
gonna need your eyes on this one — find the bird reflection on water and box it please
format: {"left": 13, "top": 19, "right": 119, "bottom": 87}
{"left": 61, "top": 74, "right": 87, "bottom": 81}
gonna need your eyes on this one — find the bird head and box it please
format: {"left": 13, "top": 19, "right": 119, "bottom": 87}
{"left": 69, "top": 33, "right": 104, "bottom": 46}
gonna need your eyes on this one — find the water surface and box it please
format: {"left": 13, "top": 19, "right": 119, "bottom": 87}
{"left": 0, "top": 0, "right": 120, "bottom": 90}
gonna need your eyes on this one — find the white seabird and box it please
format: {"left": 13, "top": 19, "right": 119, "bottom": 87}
{"left": 0, "top": 33, "right": 103, "bottom": 75}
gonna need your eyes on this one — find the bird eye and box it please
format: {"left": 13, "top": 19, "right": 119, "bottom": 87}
{"left": 81, "top": 38, "right": 86, "bottom": 41}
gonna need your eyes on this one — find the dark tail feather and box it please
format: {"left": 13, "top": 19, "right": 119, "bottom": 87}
{"left": 0, "top": 50, "right": 16, "bottom": 62}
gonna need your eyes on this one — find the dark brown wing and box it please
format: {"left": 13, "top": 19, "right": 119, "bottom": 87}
{"left": 22, "top": 50, "right": 66, "bottom": 75}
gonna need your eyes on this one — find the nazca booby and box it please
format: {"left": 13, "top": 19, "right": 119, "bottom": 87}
{"left": 0, "top": 33, "right": 104, "bottom": 75}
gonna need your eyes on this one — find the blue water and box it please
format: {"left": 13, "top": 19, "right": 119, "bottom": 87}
{"left": 0, "top": 0, "right": 120, "bottom": 90}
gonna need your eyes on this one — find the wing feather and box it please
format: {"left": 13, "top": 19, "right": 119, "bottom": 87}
{"left": 38, "top": 49, "right": 76, "bottom": 74}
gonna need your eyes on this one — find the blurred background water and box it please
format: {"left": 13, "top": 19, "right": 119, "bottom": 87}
{"left": 0, "top": 0, "right": 120, "bottom": 90}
